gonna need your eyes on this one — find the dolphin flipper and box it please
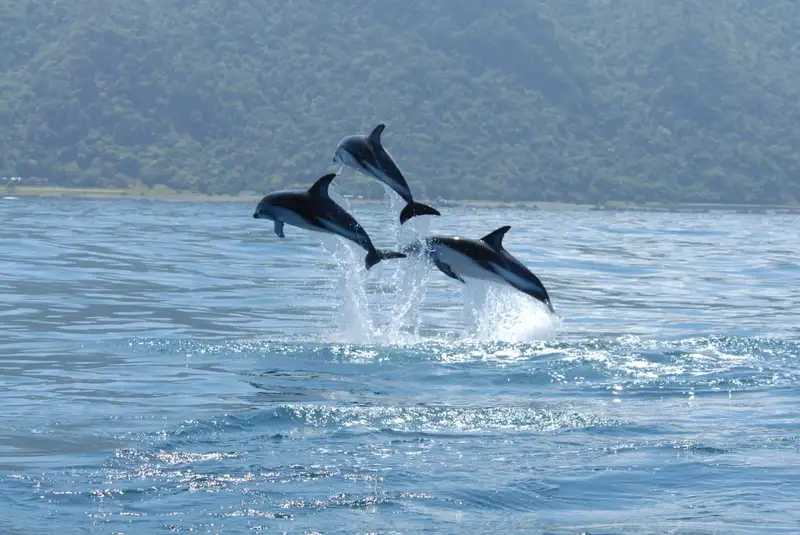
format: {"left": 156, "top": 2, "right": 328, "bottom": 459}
{"left": 434, "top": 258, "right": 465, "bottom": 283}
{"left": 274, "top": 221, "right": 285, "bottom": 238}
{"left": 399, "top": 201, "right": 441, "bottom": 225}
{"left": 365, "top": 248, "right": 407, "bottom": 271}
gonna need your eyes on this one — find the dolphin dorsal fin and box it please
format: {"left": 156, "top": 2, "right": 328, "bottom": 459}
{"left": 308, "top": 173, "right": 337, "bottom": 198}
{"left": 480, "top": 225, "right": 511, "bottom": 251}
{"left": 368, "top": 123, "right": 386, "bottom": 147}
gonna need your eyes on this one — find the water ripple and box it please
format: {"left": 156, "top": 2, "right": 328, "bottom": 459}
{"left": 1, "top": 197, "right": 798, "bottom": 533}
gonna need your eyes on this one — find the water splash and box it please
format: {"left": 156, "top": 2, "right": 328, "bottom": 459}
{"left": 320, "top": 183, "right": 376, "bottom": 344}
{"left": 318, "top": 177, "right": 559, "bottom": 345}
{"left": 377, "top": 185, "right": 433, "bottom": 343}
{"left": 318, "top": 234, "right": 375, "bottom": 344}
{"left": 462, "top": 281, "right": 560, "bottom": 343}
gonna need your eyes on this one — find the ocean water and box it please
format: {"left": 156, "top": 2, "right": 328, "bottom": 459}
{"left": 0, "top": 192, "right": 798, "bottom": 535}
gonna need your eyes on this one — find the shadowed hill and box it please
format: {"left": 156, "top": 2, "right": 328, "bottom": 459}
{"left": 2, "top": 0, "right": 799, "bottom": 204}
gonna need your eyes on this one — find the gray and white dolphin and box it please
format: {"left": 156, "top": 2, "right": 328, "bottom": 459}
{"left": 253, "top": 173, "right": 407, "bottom": 270}
{"left": 333, "top": 123, "right": 441, "bottom": 225}
{"left": 401, "top": 225, "right": 557, "bottom": 314}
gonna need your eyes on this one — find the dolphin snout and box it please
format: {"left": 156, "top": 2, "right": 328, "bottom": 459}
{"left": 253, "top": 208, "right": 274, "bottom": 221}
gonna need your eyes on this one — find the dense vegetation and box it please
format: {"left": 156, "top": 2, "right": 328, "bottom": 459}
{"left": 2, "top": 0, "right": 799, "bottom": 204}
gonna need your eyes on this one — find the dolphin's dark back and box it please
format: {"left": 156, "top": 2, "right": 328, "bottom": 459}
{"left": 310, "top": 193, "right": 407, "bottom": 270}
{"left": 430, "top": 234, "right": 556, "bottom": 313}
{"left": 498, "top": 248, "right": 556, "bottom": 312}
{"left": 312, "top": 193, "right": 375, "bottom": 252}
{"left": 431, "top": 236, "right": 502, "bottom": 265}
{"left": 501, "top": 248, "right": 542, "bottom": 282}
{"left": 337, "top": 125, "right": 441, "bottom": 225}
{"left": 341, "top": 136, "right": 382, "bottom": 170}
{"left": 369, "top": 138, "right": 410, "bottom": 191}
{"left": 343, "top": 127, "right": 411, "bottom": 193}
{"left": 266, "top": 190, "right": 319, "bottom": 220}
{"left": 255, "top": 172, "right": 407, "bottom": 270}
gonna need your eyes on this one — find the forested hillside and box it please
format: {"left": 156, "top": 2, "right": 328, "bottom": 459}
{"left": 2, "top": 0, "right": 799, "bottom": 204}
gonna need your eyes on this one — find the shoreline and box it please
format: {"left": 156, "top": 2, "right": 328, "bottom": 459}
{"left": 4, "top": 186, "right": 800, "bottom": 214}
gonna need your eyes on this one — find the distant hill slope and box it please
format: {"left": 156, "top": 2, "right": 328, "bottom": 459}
{"left": 1, "top": 0, "right": 799, "bottom": 204}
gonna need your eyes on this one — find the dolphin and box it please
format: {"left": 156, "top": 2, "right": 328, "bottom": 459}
{"left": 253, "top": 173, "right": 407, "bottom": 270}
{"left": 402, "top": 225, "right": 557, "bottom": 314}
{"left": 333, "top": 123, "right": 441, "bottom": 225}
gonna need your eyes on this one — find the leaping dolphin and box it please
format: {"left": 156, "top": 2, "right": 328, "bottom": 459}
{"left": 401, "top": 225, "right": 557, "bottom": 314}
{"left": 333, "top": 123, "right": 441, "bottom": 225}
{"left": 253, "top": 173, "right": 407, "bottom": 270}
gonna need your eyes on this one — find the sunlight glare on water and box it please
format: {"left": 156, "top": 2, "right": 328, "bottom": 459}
{"left": 1, "top": 195, "right": 799, "bottom": 534}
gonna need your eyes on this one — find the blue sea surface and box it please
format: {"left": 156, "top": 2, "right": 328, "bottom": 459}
{"left": 0, "top": 194, "right": 798, "bottom": 534}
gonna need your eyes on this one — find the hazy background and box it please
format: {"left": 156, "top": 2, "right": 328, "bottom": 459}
{"left": 2, "top": 0, "right": 799, "bottom": 204}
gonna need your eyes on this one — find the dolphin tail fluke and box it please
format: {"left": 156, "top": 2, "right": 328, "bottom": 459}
{"left": 399, "top": 201, "right": 441, "bottom": 225}
{"left": 365, "top": 249, "right": 407, "bottom": 270}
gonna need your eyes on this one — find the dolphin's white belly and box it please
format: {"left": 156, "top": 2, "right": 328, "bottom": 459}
{"left": 338, "top": 149, "right": 361, "bottom": 171}
{"left": 340, "top": 150, "right": 377, "bottom": 180}
{"left": 433, "top": 245, "right": 506, "bottom": 284}
{"left": 271, "top": 207, "right": 321, "bottom": 234}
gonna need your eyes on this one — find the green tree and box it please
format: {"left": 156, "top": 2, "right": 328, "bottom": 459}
{"left": 1, "top": 0, "right": 799, "bottom": 205}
